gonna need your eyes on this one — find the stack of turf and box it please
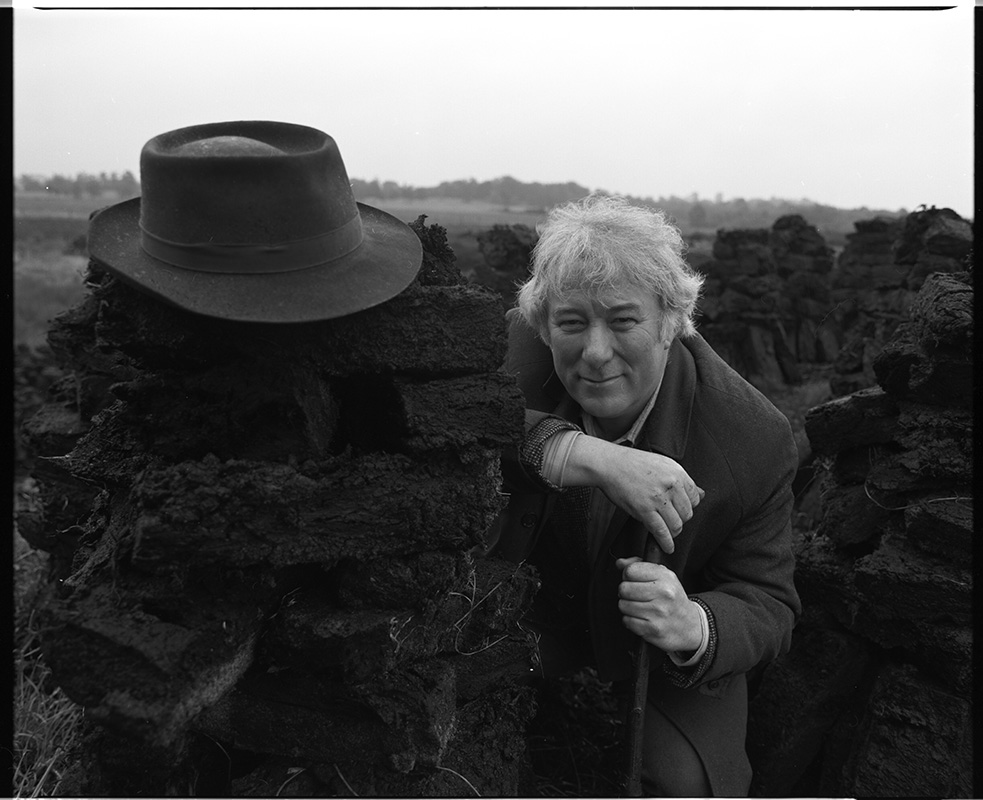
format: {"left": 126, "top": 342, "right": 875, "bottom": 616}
{"left": 745, "top": 225, "right": 973, "bottom": 796}
{"left": 473, "top": 223, "right": 537, "bottom": 306}
{"left": 768, "top": 214, "right": 838, "bottom": 365}
{"left": 21, "top": 218, "right": 541, "bottom": 796}
{"left": 696, "top": 215, "right": 835, "bottom": 392}
{"left": 892, "top": 206, "right": 974, "bottom": 291}
{"left": 827, "top": 216, "right": 910, "bottom": 396}
{"left": 828, "top": 207, "right": 972, "bottom": 396}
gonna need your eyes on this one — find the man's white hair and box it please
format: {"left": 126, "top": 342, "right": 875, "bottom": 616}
{"left": 516, "top": 194, "right": 704, "bottom": 342}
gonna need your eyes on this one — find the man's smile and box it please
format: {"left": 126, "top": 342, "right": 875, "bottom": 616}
{"left": 581, "top": 374, "right": 622, "bottom": 385}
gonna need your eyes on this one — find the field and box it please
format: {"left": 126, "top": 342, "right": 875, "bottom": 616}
{"left": 367, "top": 196, "right": 547, "bottom": 227}
{"left": 14, "top": 196, "right": 93, "bottom": 350}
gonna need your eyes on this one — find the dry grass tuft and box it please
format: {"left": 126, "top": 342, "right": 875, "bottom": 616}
{"left": 13, "top": 535, "right": 85, "bottom": 799}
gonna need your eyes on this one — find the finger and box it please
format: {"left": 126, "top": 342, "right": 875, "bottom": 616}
{"left": 673, "top": 490, "right": 694, "bottom": 524}
{"left": 619, "top": 598, "right": 672, "bottom": 622}
{"left": 618, "top": 582, "right": 661, "bottom": 605}
{"left": 618, "top": 599, "right": 655, "bottom": 620}
{"left": 615, "top": 556, "right": 643, "bottom": 571}
{"left": 621, "top": 560, "right": 666, "bottom": 584}
{"left": 656, "top": 500, "right": 684, "bottom": 538}
{"left": 642, "top": 512, "right": 675, "bottom": 555}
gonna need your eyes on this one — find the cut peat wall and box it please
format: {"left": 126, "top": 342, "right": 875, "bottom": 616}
{"left": 745, "top": 207, "right": 974, "bottom": 797}
{"left": 22, "top": 218, "right": 541, "bottom": 796}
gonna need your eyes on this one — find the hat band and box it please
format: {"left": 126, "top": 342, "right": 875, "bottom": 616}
{"left": 139, "top": 216, "right": 364, "bottom": 274}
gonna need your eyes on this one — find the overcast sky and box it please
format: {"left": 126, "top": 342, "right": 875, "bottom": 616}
{"left": 13, "top": 2, "right": 975, "bottom": 216}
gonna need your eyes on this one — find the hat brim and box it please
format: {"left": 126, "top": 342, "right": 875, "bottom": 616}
{"left": 87, "top": 198, "right": 422, "bottom": 323}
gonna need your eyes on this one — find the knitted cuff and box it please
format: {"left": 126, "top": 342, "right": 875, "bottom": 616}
{"left": 519, "top": 416, "right": 584, "bottom": 491}
{"left": 662, "top": 596, "right": 717, "bottom": 688}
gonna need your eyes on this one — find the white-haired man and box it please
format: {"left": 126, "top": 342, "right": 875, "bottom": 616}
{"left": 489, "top": 195, "right": 800, "bottom": 796}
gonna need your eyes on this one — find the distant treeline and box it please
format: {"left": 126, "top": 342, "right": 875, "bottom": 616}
{"left": 351, "top": 176, "right": 590, "bottom": 211}
{"left": 16, "top": 171, "right": 904, "bottom": 233}
{"left": 352, "top": 176, "right": 904, "bottom": 233}
{"left": 17, "top": 171, "right": 140, "bottom": 199}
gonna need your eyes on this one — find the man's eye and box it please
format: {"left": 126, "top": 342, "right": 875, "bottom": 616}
{"left": 611, "top": 317, "right": 638, "bottom": 328}
{"left": 556, "top": 319, "right": 585, "bottom": 331}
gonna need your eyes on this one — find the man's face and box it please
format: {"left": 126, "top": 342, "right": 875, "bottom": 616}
{"left": 546, "top": 286, "right": 671, "bottom": 440}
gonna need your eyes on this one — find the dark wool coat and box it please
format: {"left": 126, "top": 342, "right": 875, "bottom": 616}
{"left": 489, "top": 311, "right": 801, "bottom": 796}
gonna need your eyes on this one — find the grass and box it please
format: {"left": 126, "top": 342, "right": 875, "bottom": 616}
{"left": 13, "top": 209, "right": 89, "bottom": 792}
{"left": 13, "top": 512, "right": 85, "bottom": 799}
{"left": 13, "top": 623, "right": 85, "bottom": 798}
{"left": 13, "top": 196, "right": 93, "bottom": 796}
{"left": 14, "top": 249, "right": 90, "bottom": 350}
{"left": 15, "top": 191, "right": 119, "bottom": 220}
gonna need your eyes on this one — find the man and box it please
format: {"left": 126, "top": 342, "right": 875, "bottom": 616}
{"left": 488, "top": 195, "right": 800, "bottom": 796}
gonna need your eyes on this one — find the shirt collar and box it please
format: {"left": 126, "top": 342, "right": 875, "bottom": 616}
{"left": 582, "top": 382, "right": 661, "bottom": 446}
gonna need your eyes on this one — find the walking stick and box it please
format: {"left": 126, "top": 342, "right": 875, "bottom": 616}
{"left": 625, "top": 536, "right": 662, "bottom": 797}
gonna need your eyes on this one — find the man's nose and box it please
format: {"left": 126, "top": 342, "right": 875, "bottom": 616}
{"left": 581, "top": 323, "right": 614, "bottom": 365}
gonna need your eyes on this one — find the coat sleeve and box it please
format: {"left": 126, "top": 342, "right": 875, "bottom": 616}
{"left": 669, "top": 409, "right": 801, "bottom": 688}
{"left": 501, "top": 411, "right": 583, "bottom": 493}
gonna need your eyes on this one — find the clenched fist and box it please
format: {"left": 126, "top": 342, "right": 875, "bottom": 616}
{"left": 615, "top": 557, "right": 703, "bottom": 653}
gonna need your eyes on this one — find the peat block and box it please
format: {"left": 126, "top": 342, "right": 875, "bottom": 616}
{"left": 126, "top": 452, "right": 506, "bottom": 570}
{"left": 873, "top": 325, "right": 972, "bottom": 409}
{"left": 815, "top": 481, "right": 896, "bottom": 547}
{"left": 747, "top": 617, "right": 873, "bottom": 797}
{"left": 804, "top": 387, "right": 899, "bottom": 456}
{"left": 792, "top": 535, "right": 972, "bottom": 686}
{"left": 903, "top": 495, "right": 973, "bottom": 558}
{"left": 74, "top": 266, "right": 508, "bottom": 378}
{"left": 824, "top": 663, "right": 973, "bottom": 797}
{"left": 852, "top": 537, "right": 972, "bottom": 628}
{"left": 906, "top": 271, "right": 973, "bottom": 348}
{"left": 195, "top": 661, "right": 458, "bottom": 771}
{"left": 262, "top": 556, "right": 539, "bottom": 680}
{"left": 41, "top": 566, "right": 277, "bottom": 746}
{"left": 394, "top": 372, "right": 526, "bottom": 452}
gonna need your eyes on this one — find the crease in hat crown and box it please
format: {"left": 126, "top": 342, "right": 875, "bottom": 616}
{"left": 86, "top": 120, "right": 422, "bottom": 323}
{"left": 137, "top": 121, "right": 365, "bottom": 275}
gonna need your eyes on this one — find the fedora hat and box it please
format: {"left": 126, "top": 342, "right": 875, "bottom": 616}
{"left": 87, "top": 120, "right": 422, "bottom": 323}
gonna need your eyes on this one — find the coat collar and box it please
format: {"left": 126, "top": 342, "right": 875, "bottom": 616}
{"left": 638, "top": 337, "right": 696, "bottom": 459}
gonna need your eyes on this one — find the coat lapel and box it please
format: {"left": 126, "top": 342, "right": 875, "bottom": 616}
{"left": 636, "top": 338, "right": 696, "bottom": 459}
{"left": 595, "top": 338, "right": 698, "bottom": 565}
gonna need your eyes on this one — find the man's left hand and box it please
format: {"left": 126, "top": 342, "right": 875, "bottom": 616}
{"left": 615, "top": 557, "right": 703, "bottom": 653}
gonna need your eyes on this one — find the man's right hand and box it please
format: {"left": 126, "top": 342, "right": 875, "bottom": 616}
{"left": 565, "top": 435, "right": 704, "bottom": 555}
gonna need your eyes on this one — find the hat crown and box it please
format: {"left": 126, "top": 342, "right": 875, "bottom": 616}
{"left": 172, "top": 136, "right": 286, "bottom": 157}
{"left": 86, "top": 120, "right": 422, "bottom": 323}
{"left": 139, "top": 120, "right": 359, "bottom": 248}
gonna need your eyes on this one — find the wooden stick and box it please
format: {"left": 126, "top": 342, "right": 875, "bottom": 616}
{"left": 624, "top": 537, "right": 662, "bottom": 797}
